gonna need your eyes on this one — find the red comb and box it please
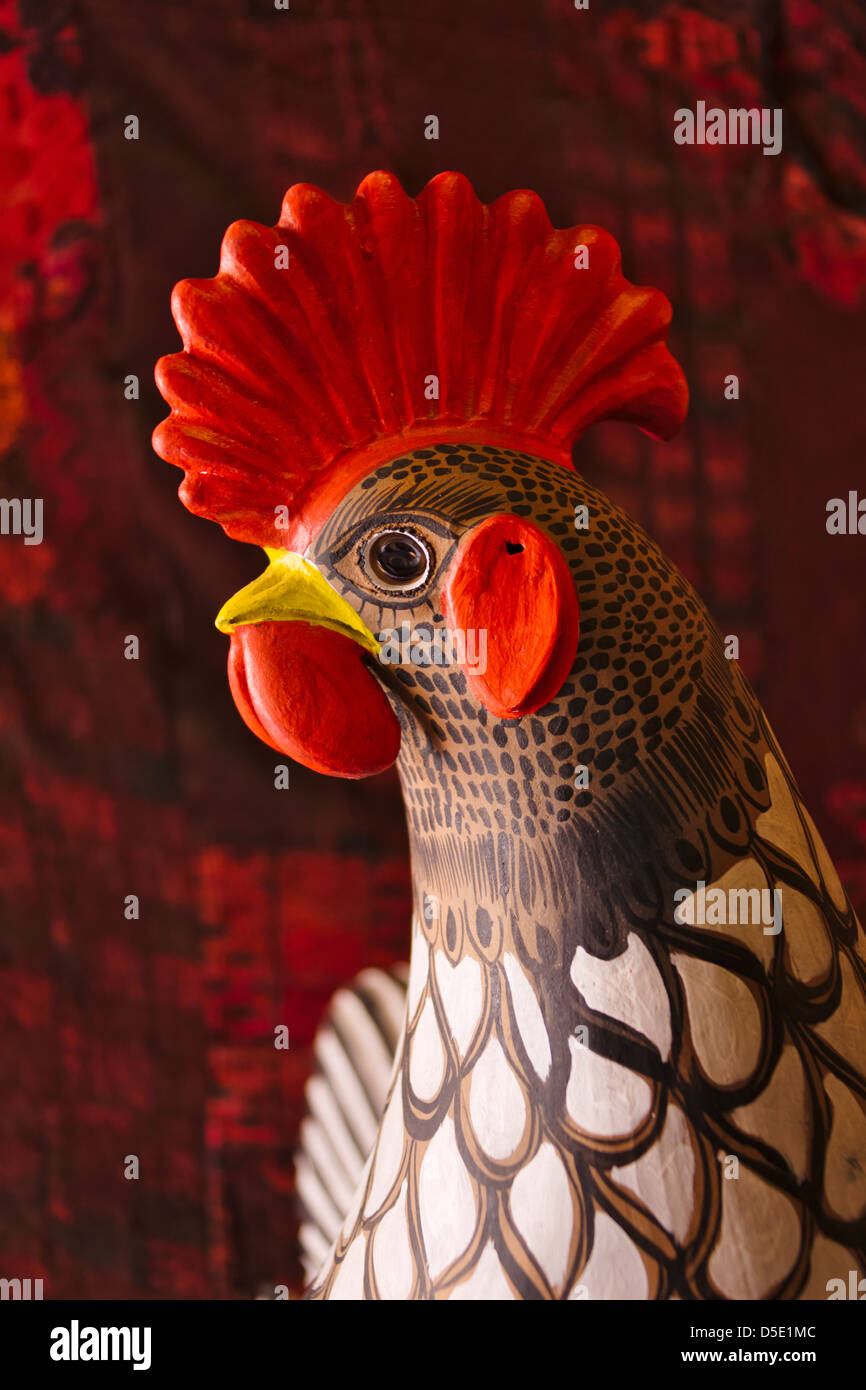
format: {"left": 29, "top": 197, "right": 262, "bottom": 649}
{"left": 153, "top": 171, "right": 688, "bottom": 551}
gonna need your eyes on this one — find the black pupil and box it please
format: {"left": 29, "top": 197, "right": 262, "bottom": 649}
{"left": 370, "top": 533, "right": 427, "bottom": 584}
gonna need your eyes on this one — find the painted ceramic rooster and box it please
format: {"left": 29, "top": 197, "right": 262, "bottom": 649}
{"left": 154, "top": 172, "right": 866, "bottom": 1300}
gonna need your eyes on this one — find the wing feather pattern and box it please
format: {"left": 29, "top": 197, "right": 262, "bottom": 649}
{"left": 297, "top": 965, "right": 408, "bottom": 1281}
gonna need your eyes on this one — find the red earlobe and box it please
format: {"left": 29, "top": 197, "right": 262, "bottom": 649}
{"left": 441, "top": 515, "right": 580, "bottom": 719}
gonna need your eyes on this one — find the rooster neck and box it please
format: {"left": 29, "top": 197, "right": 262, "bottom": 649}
{"left": 393, "top": 720, "right": 587, "bottom": 1100}
{"left": 396, "top": 718, "right": 584, "bottom": 970}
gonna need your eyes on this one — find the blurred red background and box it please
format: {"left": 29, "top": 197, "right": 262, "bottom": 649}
{"left": 1, "top": 0, "right": 865, "bottom": 1298}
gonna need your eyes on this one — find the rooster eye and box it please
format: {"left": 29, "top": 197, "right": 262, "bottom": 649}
{"left": 365, "top": 530, "right": 432, "bottom": 592}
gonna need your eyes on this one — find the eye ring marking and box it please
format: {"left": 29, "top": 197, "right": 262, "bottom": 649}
{"left": 363, "top": 528, "right": 433, "bottom": 594}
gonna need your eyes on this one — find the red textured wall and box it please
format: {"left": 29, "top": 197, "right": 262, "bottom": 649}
{"left": 1, "top": 0, "right": 864, "bottom": 1298}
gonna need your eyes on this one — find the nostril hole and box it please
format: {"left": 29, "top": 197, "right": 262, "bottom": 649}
{"left": 505, "top": 542, "right": 524, "bottom": 555}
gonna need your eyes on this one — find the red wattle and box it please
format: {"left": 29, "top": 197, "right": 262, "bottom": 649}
{"left": 227, "top": 622, "right": 401, "bottom": 778}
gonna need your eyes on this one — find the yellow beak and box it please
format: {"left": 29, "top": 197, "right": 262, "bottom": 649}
{"left": 215, "top": 549, "right": 381, "bottom": 658}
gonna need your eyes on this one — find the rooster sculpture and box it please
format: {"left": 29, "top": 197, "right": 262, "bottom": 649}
{"left": 154, "top": 172, "right": 866, "bottom": 1300}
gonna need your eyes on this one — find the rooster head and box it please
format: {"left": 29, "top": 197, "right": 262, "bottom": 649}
{"left": 153, "top": 173, "right": 687, "bottom": 780}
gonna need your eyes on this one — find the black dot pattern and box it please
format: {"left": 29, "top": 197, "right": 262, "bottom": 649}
{"left": 301, "top": 442, "right": 865, "bottom": 1303}
{"left": 312, "top": 442, "right": 776, "bottom": 962}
